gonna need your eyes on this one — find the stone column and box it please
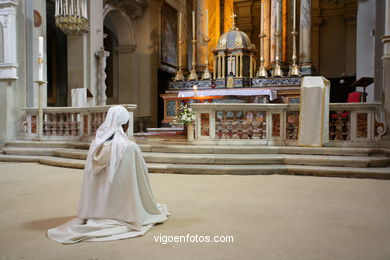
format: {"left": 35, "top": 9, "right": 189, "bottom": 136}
{"left": 239, "top": 54, "right": 243, "bottom": 77}
{"left": 249, "top": 55, "right": 253, "bottom": 78}
{"left": 299, "top": 0, "right": 312, "bottom": 75}
{"left": 270, "top": 0, "right": 282, "bottom": 66}
{"left": 381, "top": 0, "right": 390, "bottom": 147}
{"left": 222, "top": 53, "right": 226, "bottom": 78}
{"left": 196, "top": 0, "right": 207, "bottom": 70}
{"left": 213, "top": 56, "right": 217, "bottom": 79}
{"left": 95, "top": 47, "right": 109, "bottom": 106}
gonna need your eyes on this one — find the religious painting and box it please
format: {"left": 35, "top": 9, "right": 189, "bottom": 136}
{"left": 160, "top": 2, "right": 177, "bottom": 69}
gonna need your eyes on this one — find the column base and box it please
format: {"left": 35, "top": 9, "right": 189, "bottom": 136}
{"left": 299, "top": 65, "right": 315, "bottom": 76}
{"left": 379, "top": 134, "right": 390, "bottom": 148}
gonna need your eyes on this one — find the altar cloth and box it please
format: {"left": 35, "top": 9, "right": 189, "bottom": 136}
{"left": 178, "top": 89, "right": 278, "bottom": 100}
{"left": 298, "top": 76, "right": 330, "bottom": 147}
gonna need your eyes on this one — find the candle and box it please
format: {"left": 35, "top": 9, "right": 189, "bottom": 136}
{"left": 84, "top": 0, "right": 88, "bottom": 20}
{"left": 293, "top": 0, "right": 296, "bottom": 31}
{"left": 192, "top": 11, "right": 195, "bottom": 39}
{"left": 178, "top": 13, "right": 182, "bottom": 41}
{"left": 205, "top": 9, "right": 208, "bottom": 38}
{"left": 260, "top": 0, "right": 263, "bottom": 35}
{"left": 55, "top": 0, "right": 58, "bottom": 16}
{"left": 81, "top": 0, "right": 84, "bottom": 18}
{"left": 76, "top": 0, "right": 79, "bottom": 17}
{"left": 38, "top": 36, "right": 44, "bottom": 81}
{"left": 276, "top": 0, "right": 279, "bottom": 32}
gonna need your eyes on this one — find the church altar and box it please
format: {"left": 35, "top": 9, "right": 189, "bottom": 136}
{"left": 161, "top": 13, "right": 303, "bottom": 126}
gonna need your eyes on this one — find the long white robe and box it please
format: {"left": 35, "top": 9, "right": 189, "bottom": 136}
{"left": 47, "top": 140, "right": 169, "bottom": 244}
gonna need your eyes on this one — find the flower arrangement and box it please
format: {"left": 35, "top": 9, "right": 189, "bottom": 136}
{"left": 177, "top": 104, "right": 195, "bottom": 125}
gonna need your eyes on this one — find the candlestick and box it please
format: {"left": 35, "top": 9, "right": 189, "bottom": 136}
{"left": 188, "top": 10, "right": 198, "bottom": 80}
{"left": 257, "top": 0, "right": 268, "bottom": 77}
{"left": 174, "top": 13, "right": 184, "bottom": 81}
{"left": 288, "top": 0, "right": 301, "bottom": 76}
{"left": 38, "top": 36, "right": 44, "bottom": 82}
{"left": 272, "top": 0, "right": 283, "bottom": 77}
{"left": 202, "top": 10, "right": 211, "bottom": 80}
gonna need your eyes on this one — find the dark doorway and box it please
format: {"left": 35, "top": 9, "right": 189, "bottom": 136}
{"left": 157, "top": 69, "right": 174, "bottom": 127}
{"left": 329, "top": 76, "right": 356, "bottom": 103}
{"left": 46, "top": 0, "right": 68, "bottom": 106}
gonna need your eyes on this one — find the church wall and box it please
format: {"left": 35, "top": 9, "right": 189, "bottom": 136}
{"left": 356, "top": 0, "right": 375, "bottom": 102}
{"left": 319, "top": 16, "right": 347, "bottom": 78}
{"left": 131, "top": 0, "right": 160, "bottom": 126}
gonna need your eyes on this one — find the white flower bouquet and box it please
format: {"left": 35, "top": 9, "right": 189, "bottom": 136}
{"left": 177, "top": 104, "right": 195, "bottom": 125}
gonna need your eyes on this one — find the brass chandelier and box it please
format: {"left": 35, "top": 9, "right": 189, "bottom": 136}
{"left": 55, "top": 0, "right": 89, "bottom": 35}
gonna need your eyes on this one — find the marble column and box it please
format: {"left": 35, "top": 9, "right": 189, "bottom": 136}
{"left": 270, "top": 0, "right": 282, "bottom": 66}
{"left": 381, "top": 0, "right": 390, "bottom": 147}
{"left": 196, "top": 0, "right": 207, "bottom": 70}
{"left": 299, "top": 0, "right": 312, "bottom": 75}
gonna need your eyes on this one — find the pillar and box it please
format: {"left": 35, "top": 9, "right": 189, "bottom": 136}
{"left": 299, "top": 0, "right": 312, "bottom": 75}
{"left": 381, "top": 0, "right": 390, "bottom": 147}
{"left": 196, "top": 0, "right": 207, "bottom": 70}
{"left": 222, "top": 53, "right": 226, "bottom": 77}
{"left": 213, "top": 56, "right": 217, "bottom": 79}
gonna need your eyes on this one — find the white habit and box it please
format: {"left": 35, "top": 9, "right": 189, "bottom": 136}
{"left": 298, "top": 76, "right": 330, "bottom": 147}
{"left": 47, "top": 106, "right": 169, "bottom": 244}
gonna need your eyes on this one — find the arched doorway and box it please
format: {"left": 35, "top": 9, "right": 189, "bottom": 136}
{"left": 103, "top": 6, "right": 137, "bottom": 105}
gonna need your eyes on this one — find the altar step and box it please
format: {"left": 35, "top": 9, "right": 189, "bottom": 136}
{"left": 4, "top": 147, "right": 388, "bottom": 168}
{"left": 0, "top": 154, "right": 389, "bottom": 179}
{"left": 1, "top": 141, "right": 390, "bottom": 179}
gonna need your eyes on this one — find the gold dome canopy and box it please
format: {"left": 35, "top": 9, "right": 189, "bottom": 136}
{"left": 216, "top": 27, "right": 252, "bottom": 51}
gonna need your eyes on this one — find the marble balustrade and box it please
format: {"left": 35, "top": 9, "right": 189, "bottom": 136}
{"left": 192, "top": 102, "right": 386, "bottom": 146}
{"left": 21, "top": 104, "right": 137, "bottom": 141}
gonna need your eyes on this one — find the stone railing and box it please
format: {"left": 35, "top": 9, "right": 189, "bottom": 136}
{"left": 21, "top": 104, "right": 137, "bottom": 141}
{"left": 192, "top": 103, "right": 386, "bottom": 146}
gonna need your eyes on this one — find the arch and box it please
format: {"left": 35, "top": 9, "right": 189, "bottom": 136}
{"left": 103, "top": 5, "right": 136, "bottom": 47}
{"left": 103, "top": 4, "right": 138, "bottom": 106}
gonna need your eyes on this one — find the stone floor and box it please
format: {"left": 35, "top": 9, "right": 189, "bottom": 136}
{"left": 0, "top": 162, "right": 389, "bottom": 260}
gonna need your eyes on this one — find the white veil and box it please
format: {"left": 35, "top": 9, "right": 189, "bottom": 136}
{"left": 84, "top": 105, "right": 130, "bottom": 183}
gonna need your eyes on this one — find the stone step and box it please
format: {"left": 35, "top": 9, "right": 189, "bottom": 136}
{"left": 147, "top": 163, "right": 390, "bottom": 179}
{"left": 53, "top": 149, "right": 88, "bottom": 160}
{"left": 139, "top": 144, "right": 388, "bottom": 157}
{"left": 3, "top": 147, "right": 389, "bottom": 168}
{"left": 1, "top": 147, "right": 58, "bottom": 156}
{"left": 143, "top": 153, "right": 390, "bottom": 168}
{"left": 0, "top": 154, "right": 389, "bottom": 179}
{"left": 5, "top": 141, "right": 390, "bottom": 157}
{"left": 0, "top": 154, "right": 85, "bottom": 169}
{"left": 5, "top": 140, "right": 90, "bottom": 150}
